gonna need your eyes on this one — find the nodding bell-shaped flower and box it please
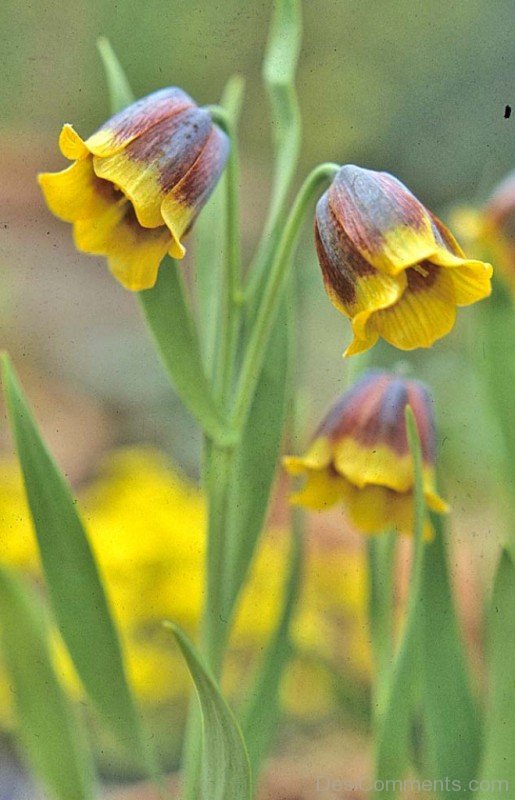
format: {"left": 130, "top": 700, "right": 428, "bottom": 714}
{"left": 315, "top": 165, "right": 493, "bottom": 356}
{"left": 39, "top": 88, "right": 230, "bottom": 291}
{"left": 283, "top": 370, "right": 448, "bottom": 537}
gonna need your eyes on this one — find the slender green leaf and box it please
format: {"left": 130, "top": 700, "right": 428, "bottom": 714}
{"left": 167, "top": 623, "right": 252, "bottom": 800}
{"left": 419, "top": 513, "right": 481, "bottom": 796}
{"left": 139, "top": 258, "right": 231, "bottom": 444}
{"left": 1, "top": 354, "right": 155, "bottom": 775}
{"left": 241, "top": 521, "right": 303, "bottom": 779}
{"left": 0, "top": 566, "right": 95, "bottom": 800}
{"left": 374, "top": 407, "right": 427, "bottom": 799}
{"left": 476, "top": 549, "right": 515, "bottom": 798}
{"left": 225, "top": 305, "right": 290, "bottom": 612}
{"left": 478, "top": 291, "right": 515, "bottom": 538}
{"left": 97, "top": 36, "right": 135, "bottom": 113}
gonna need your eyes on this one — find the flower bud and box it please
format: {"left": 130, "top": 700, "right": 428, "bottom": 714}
{"left": 283, "top": 370, "right": 448, "bottom": 537}
{"left": 39, "top": 88, "right": 229, "bottom": 290}
{"left": 315, "top": 165, "right": 493, "bottom": 356}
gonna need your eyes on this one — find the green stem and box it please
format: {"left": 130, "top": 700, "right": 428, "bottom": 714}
{"left": 373, "top": 408, "right": 428, "bottom": 799}
{"left": 245, "top": 0, "right": 302, "bottom": 303}
{"left": 229, "top": 162, "right": 339, "bottom": 434}
{"left": 367, "top": 532, "right": 396, "bottom": 723}
{"left": 208, "top": 106, "right": 243, "bottom": 406}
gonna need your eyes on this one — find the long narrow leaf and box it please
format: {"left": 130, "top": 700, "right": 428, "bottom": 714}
{"left": 224, "top": 305, "right": 290, "bottom": 613}
{"left": 476, "top": 549, "right": 515, "bottom": 798}
{"left": 374, "top": 407, "right": 427, "bottom": 799}
{"left": 139, "top": 259, "right": 230, "bottom": 444}
{"left": 0, "top": 566, "right": 95, "bottom": 800}
{"left": 1, "top": 354, "right": 155, "bottom": 775}
{"left": 419, "top": 513, "right": 481, "bottom": 796}
{"left": 241, "top": 521, "right": 303, "bottom": 779}
{"left": 167, "top": 623, "right": 252, "bottom": 800}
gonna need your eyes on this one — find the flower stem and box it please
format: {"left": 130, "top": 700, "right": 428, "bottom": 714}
{"left": 207, "top": 105, "right": 243, "bottom": 405}
{"left": 367, "top": 531, "right": 396, "bottom": 722}
{"left": 229, "top": 162, "right": 340, "bottom": 435}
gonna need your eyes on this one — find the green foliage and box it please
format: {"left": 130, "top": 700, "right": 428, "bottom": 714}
{"left": 168, "top": 624, "right": 252, "bottom": 800}
{"left": 139, "top": 259, "right": 232, "bottom": 445}
{"left": 476, "top": 549, "right": 515, "bottom": 797}
{"left": 241, "top": 522, "right": 303, "bottom": 777}
{"left": 373, "top": 408, "right": 428, "bottom": 798}
{"left": 0, "top": 566, "right": 95, "bottom": 800}
{"left": 1, "top": 354, "right": 157, "bottom": 778}
{"left": 419, "top": 514, "right": 481, "bottom": 795}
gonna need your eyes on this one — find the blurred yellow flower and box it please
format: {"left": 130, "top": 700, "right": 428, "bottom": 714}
{"left": 284, "top": 370, "right": 448, "bottom": 538}
{"left": 451, "top": 170, "right": 515, "bottom": 295}
{"left": 0, "top": 446, "right": 369, "bottom": 728}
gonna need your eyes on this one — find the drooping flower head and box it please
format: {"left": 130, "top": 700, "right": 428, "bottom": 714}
{"left": 315, "top": 165, "right": 493, "bottom": 356}
{"left": 482, "top": 169, "right": 515, "bottom": 291}
{"left": 283, "top": 370, "right": 448, "bottom": 537}
{"left": 39, "top": 88, "right": 230, "bottom": 290}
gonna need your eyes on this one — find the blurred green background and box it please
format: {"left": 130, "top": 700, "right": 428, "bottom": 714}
{"left": 2, "top": 0, "right": 513, "bottom": 202}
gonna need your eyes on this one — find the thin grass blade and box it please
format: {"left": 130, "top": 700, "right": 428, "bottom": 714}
{"left": 167, "top": 623, "right": 252, "bottom": 800}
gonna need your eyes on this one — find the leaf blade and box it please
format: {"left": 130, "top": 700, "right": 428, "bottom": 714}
{"left": 476, "top": 548, "right": 515, "bottom": 797}
{"left": 0, "top": 566, "right": 95, "bottom": 800}
{"left": 419, "top": 513, "right": 481, "bottom": 796}
{"left": 1, "top": 354, "right": 155, "bottom": 775}
{"left": 139, "top": 258, "right": 230, "bottom": 444}
{"left": 96, "top": 36, "right": 135, "bottom": 113}
{"left": 241, "top": 521, "right": 303, "bottom": 778}
{"left": 168, "top": 624, "right": 252, "bottom": 800}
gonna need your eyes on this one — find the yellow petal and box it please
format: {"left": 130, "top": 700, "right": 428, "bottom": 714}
{"left": 74, "top": 202, "right": 171, "bottom": 291}
{"left": 370, "top": 264, "right": 457, "bottom": 350}
{"left": 342, "top": 270, "right": 407, "bottom": 356}
{"left": 91, "top": 108, "right": 213, "bottom": 231}
{"left": 283, "top": 438, "right": 333, "bottom": 476}
{"left": 344, "top": 329, "right": 379, "bottom": 357}
{"left": 344, "top": 483, "right": 435, "bottom": 538}
{"left": 38, "top": 157, "right": 115, "bottom": 223}
{"left": 370, "top": 222, "right": 440, "bottom": 275}
{"left": 333, "top": 439, "right": 415, "bottom": 492}
{"left": 447, "top": 260, "right": 493, "bottom": 306}
{"left": 426, "top": 489, "right": 449, "bottom": 514}
{"left": 93, "top": 154, "right": 165, "bottom": 228}
{"left": 290, "top": 468, "right": 347, "bottom": 510}
{"left": 58, "top": 124, "right": 89, "bottom": 160}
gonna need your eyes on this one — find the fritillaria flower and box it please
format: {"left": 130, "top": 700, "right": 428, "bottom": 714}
{"left": 315, "top": 165, "right": 493, "bottom": 356}
{"left": 283, "top": 370, "right": 448, "bottom": 537}
{"left": 39, "top": 88, "right": 229, "bottom": 290}
{"left": 482, "top": 169, "right": 515, "bottom": 291}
